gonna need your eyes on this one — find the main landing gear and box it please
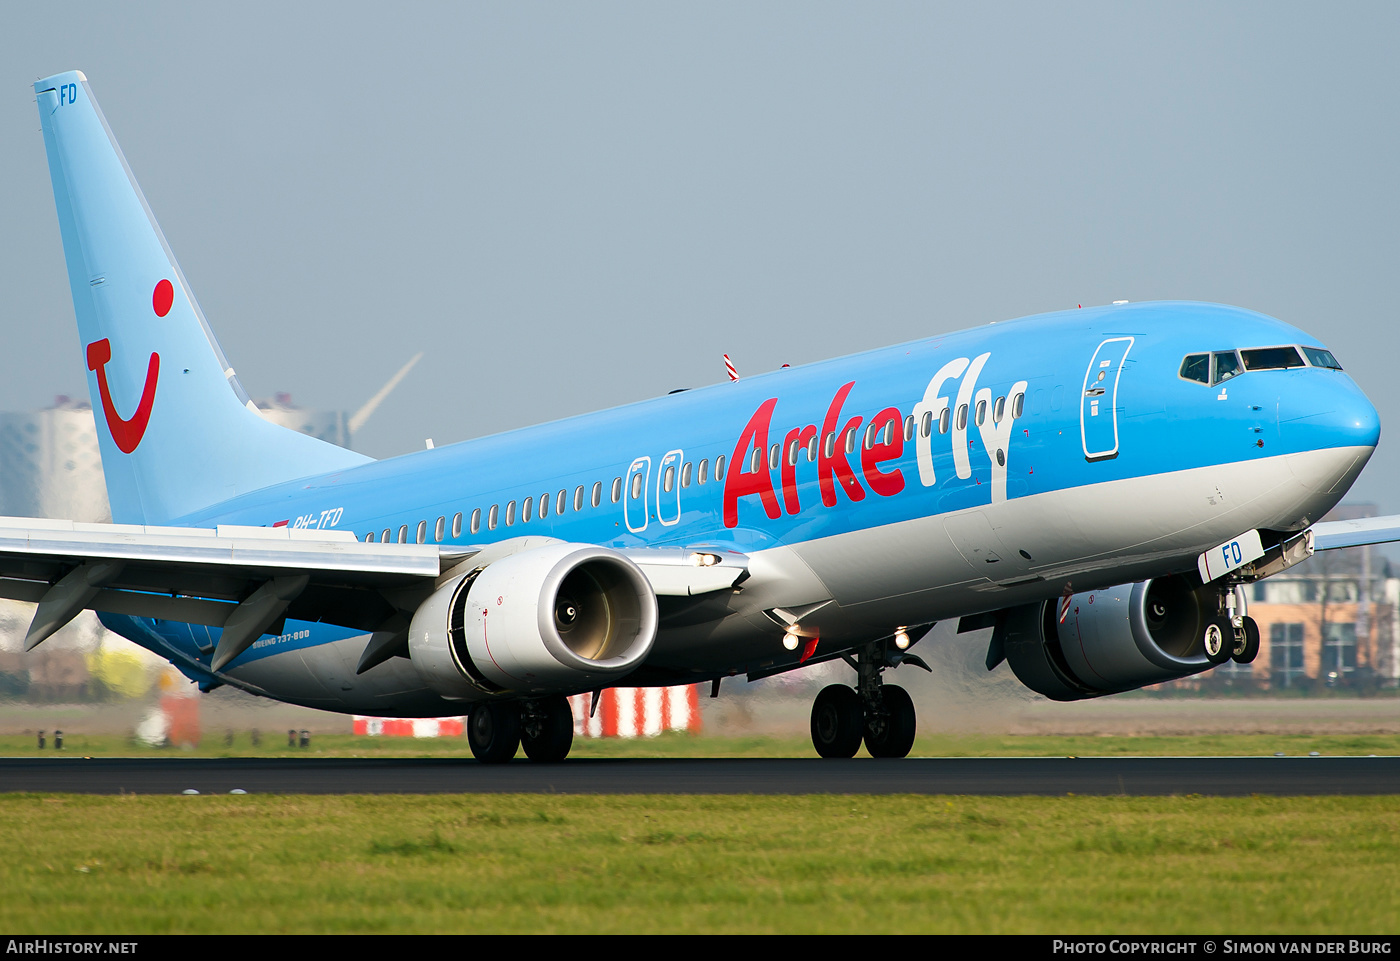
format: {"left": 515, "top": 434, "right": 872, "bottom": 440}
{"left": 467, "top": 695, "right": 574, "bottom": 764}
{"left": 810, "top": 639, "right": 929, "bottom": 759}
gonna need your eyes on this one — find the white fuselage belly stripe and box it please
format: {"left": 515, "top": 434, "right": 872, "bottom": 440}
{"left": 222, "top": 446, "right": 1366, "bottom": 714}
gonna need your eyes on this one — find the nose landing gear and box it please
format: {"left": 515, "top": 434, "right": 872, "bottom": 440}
{"left": 1231, "top": 615, "right": 1260, "bottom": 664}
{"left": 1204, "top": 584, "right": 1260, "bottom": 666}
{"left": 809, "top": 638, "right": 929, "bottom": 759}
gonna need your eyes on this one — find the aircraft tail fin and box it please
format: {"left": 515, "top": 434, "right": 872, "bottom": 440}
{"left": 34, "top": 72, "right": 371, "bottom": 525}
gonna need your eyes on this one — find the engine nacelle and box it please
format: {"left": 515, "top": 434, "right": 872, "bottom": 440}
{"left": 409, "top": 543, "right": 658, "bottom": 699}
{"left": 1001, "top": 576, "right": 1218, "bottom": 701}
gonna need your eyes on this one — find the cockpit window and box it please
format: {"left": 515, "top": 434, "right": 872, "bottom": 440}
{"left": 1180, "top": 351, "right": 1241, "bottom": 386}
{"left": 1213, "top": 351, "right": 1242, "bottom": 384}
{"left": 1180, "top": 354, "right": 1210, "bottom": 384}
{"left": 1302, "top": 347, "right": 1343, "bottom": 370}
{"left": 1241, "top": 346, "right": 1305, "bottom": 371}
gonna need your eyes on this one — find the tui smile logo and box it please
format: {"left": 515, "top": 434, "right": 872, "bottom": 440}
{"left": 86, "top": 279, "right": 171, "bottom": 453}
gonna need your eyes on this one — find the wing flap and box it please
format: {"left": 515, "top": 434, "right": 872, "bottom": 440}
{"left": 0, "top": 518, "right": 438, "bottom": 576}
{"left": 0, "top": 517, "right": 447, "bottom": 644}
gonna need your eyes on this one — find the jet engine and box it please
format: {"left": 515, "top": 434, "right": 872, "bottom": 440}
{"left": 1000, "top": 575, "right": 1222, "bottom": 701}
{"left": 408, "top": 543, "right": 658, "bottom": 700}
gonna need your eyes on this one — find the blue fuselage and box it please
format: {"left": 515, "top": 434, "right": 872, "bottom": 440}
{"left": 106, "top": 300, "right": 1380, "bottom": 702}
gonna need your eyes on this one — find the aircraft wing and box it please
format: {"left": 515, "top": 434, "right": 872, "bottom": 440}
{"left": 1312, "top": 515, "right": 1400, "bottom": 551}
{"left": 0, "top": 518, "right": 444, "bottom": 661}
{"left": 0, "top": 517, "right": 747, "bottom": 670}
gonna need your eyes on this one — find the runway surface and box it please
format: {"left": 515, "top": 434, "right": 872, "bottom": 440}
{"left": 2, "top": 755, "right": 1399, "bottom": 795}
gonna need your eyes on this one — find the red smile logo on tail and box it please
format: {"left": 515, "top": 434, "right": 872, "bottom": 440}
{"left": 86, "top": 279, "right": 170, "bottom": 453}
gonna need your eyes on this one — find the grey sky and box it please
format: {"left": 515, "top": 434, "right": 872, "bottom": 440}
{"left": 2, "top": 3, "right": 1398, "bottom": 512}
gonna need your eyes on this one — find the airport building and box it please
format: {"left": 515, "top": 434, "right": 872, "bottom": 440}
{"left": 0, "top": 396, "right": 110, "bottom": 523}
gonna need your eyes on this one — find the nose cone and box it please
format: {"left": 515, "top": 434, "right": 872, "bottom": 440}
{"left": 1346, "top": 390, "right": 1382, "bottom": 450}
{"left": 1278, "top": 374, "right": 1380, "bottom": 501}
{"left": 1278, "top": 374, "right": 1380, "bottom": 453}
{"left": 1325, "top": 380, "right": 1381, "bottom": 451}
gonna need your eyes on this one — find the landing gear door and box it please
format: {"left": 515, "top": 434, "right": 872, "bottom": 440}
{"left": 1081, "top": 337, "right": 1133, "bottom": 462}
{"left": 625, "top": 456, "right": 651, "bottom": 534}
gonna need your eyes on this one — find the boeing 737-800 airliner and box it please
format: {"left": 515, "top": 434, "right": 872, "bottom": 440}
{"left": 15, "top": 71, "right": 1400, "bottom": 762}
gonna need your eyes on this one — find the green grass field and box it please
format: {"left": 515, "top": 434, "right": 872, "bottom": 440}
{"left": 6, "top": 733, "right": 1399, "bottom": 933}
{"left": 5, "top": 730, "right": 1400, "bottom": 759}
{"left": 1, "top": 792, "right": 1397, "bottom": 933}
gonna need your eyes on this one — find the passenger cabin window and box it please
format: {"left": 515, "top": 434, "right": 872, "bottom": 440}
{"left": 364, "top": 531, "right": 375, "bottom": 543}
{"left": 416, "top": 520, "right": 427, "bottom": 544}
{"left": 920, "top": 411, "right": 932, "bottom": 438}
{"left": 768, "top": 444, "right": 780, "bottom": 470}
{"left": 631, "top": 473, "right": 643, "bottom": 499}
{"left": 1303, "top": 347, "right": 1343, "bottom": 370}
{"left": 591, "top": 482, "right": 602, "bottom": 508}
{"left": 715, "top": 455, "right": 726, "bottom": 480}
{"left": 939, "top": 408, "right": 950, "bottom": 434}
{"left": 452, "top": 512, "right": 463, "bottom": 538}
{"left": 505, "top": 500, "right": 516, "bottom": 526}
{"left": 539, "top": 493, "right": 549, "bottom": 519}
{"left": 663, "top": 466, "right": 675, "bottom": 492}
{"left": 844, "top": 428, "right": 857, "bottom": 454}
{"left": 975, "top": 400, "right": 986, "bottom": 426}
{"left": 681, "top": 462, "right": 693, "bottom": 487}
{"left": 1012, "top": 392, "right": 1025, "bottom": 418}
{"left": 698, "top": 459, "right": 709, "bottom": 485}
{"left": 956, "top": 405, "right": 968, "bottom": 430}
{"left": 470, "top": 508, "right": 481, "bottom": 534}
{"left": 574, "top": 486, "right": 585, "bottom": 511}
{"left": 611, "top": 478, "right": 622, "bottom": 503}
{"left": 434, "top": 516, "right": 445, "bottom": 542}
{"left": 522, "top": 497, "right": 533, "bottom": 523}
{"left": 1242, "top": 346, "right": 1305, "bottom": 370}
{"left": 397, "top": 525, "right": 408, "bottom": 544}
{"left": 903, "top": 414, "right": 915, "bottom": 441}
{"left": 993, "top": 396, "right": 1006, "bottom": 424}
{"left": 557, "top": 490, "right": 567, "bottom": 515}
{"left": 381, "top": 528, "right": 391, "bottom": 543}
{"left": 487, "top": 505, "right": 498, "bottom": 530}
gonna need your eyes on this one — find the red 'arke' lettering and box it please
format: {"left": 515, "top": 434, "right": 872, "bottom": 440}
{"left": 780, "top": 425, "right": 815, "bottom": 515}
{"left": 818, "top": 382, "right": 865, "bottom": 508}
{"left": 860, "top": 406, "right": 906, "bottom": 497}
{"left": 723, "top": 397, "right": 782, "bottom": 528}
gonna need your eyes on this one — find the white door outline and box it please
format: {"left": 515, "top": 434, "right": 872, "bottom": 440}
{"left": 624, "top": 456, "right": 651, "bottom": 533}
{"left": 656, "top": 449, "right": 683, "bottom": 526}
{"left": 1081, "top": 337, "right": 1133, "bottom": 462}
